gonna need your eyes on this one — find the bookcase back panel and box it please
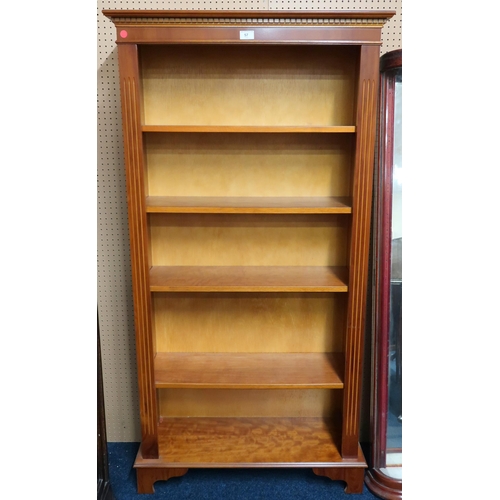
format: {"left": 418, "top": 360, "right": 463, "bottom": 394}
{"left": 158, "top": 388, "right": 342, "bottom": 417}
{"left": 149, "top": 214, "right": 348, "bottom": 266}
{"left": 140, "top": 45, "right": 358, "bottom": 126}
{"left": 145, "top": 133, "right": 353, "bottom": 197}
{"left": 153, "top": 292, "right": 346, "bottom": 353}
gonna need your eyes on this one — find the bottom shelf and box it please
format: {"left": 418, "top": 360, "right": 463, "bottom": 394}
{"left": 135, "top": 417, "right": 366, "bottom": 468}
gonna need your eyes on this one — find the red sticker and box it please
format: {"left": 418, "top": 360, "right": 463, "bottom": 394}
{"left": 120, "top": 30, "right": 128, "bottom": 38}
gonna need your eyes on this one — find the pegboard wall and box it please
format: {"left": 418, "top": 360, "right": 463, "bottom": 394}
{"left": 97, "top": 0, "right": 402, "bottom": 442}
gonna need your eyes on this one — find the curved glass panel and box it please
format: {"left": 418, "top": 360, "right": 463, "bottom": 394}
{"left": 384, "top": 69, "right": 402, "bottom": 480}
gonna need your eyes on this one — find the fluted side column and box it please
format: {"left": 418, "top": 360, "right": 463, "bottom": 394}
{"left": 117, "top": 43, "right": 158, "bottom": 459}
{"left": 342, "top": 44, "right": 380, "bottom": 458}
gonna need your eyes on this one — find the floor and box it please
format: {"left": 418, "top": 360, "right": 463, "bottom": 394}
{"left": 107, "top": 442, "right": 383, "bottom": 500}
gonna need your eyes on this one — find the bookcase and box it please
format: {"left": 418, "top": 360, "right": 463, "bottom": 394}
{"left": 103, "top": 9, "right": 394, "bottom": 494}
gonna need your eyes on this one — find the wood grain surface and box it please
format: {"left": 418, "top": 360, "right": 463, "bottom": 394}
{"left": 342, "top": 44, "right": 381, "bottom": 458}
{"left": 153, "top": 292, "right": 346, "bottom": 353}
{"left": 149, "top": 266, "right": 348, "bottom": 292}
{"left": 117, "top": 43, "right": 158, "bottom": 458}
{"left": 140, "top": 45, "right": 357, "bottom": 127}
{"left": 151, "top": 417, "right": 354, "bottom": 466}
{"left": 144, "top": 133, "right": 353, "bottom": 199}
{"left": 142, "top": 125, "right": 355, "bottom": 133}
{"left": 154, "top": 352, "right": 344, "bottom": 389}
{"left": 146, "top": 196, "right": 352, "bottom": 214}
{"left": 149, "top": 214, "right": 348, "bottom": 267}
{"left": 158, "top": 388, "right": 341, "bottom": 418}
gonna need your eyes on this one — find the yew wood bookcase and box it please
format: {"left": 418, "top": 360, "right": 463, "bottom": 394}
{"left": 103, "top": 9, "right": 394, "bottom": 494}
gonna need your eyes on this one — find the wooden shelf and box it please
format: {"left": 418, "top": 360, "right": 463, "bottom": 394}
{"left": 149, "top": 266, "right": 348, "bottom": 292}
{"left": 134, "top": 417, "right": 365, "bottom": 467}
{"left": 154, "top": 352, "right": 344, "bottom": 389}
{"left": 146, "top": 196, "right": 352, "bottom": 214}
{"left": 142, "top": 125, "right": 356, "bottom": 133}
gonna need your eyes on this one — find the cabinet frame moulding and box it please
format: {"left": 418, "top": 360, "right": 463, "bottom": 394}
{"left": 105, "top": 8, "right": 395, "bottom": 495}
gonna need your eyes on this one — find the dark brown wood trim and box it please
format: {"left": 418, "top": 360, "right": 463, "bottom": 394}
{"left": 371, "top": 65, "right": 397, "bottom": 467}
{"left": 365, "top": 469, "right": 402, "bottom": 500}
{"left": 98, "top": 312, "right": 115, "bottom": 500}
{"left": 365, "top": 49, "right": 402, "bottom": 500}
{"left": 97, "top": 481, "right": 115, "bottom": 500}
{"left": 380, "top": 49, "right": 402, "bottom": 73}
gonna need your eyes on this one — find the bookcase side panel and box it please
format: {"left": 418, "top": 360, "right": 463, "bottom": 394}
{"left": 117, "top": 43, "right": 159, "bottom": 459}
{"left": 342, "top": 44, "right": 381, "bottom": 458}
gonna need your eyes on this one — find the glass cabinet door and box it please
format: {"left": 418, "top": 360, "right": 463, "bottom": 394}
{"left": 365, "top": 49, "right": 402, "bottom": 500}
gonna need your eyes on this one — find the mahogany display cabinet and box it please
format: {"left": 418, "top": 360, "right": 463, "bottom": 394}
{"left": 365, "top": 48, "right": 402, "bottom": 500}
{"left": 103, "top": 9, "right": 395, "bottom": 494}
